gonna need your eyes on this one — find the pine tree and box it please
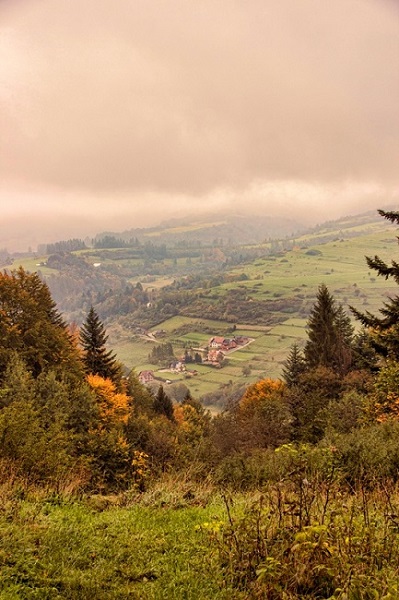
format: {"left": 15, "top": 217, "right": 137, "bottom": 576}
{"left": 80, "top": 307, "right": 119, "bottom": 382}
{"left": 282, "top": 343, "right": 306, "bottom": 387}
{"left": 153, "top": 385, "right": 175, "bottom": 421}
{"left": 351, "top": 210, "right": 399, "bottom": 360}
{"left": 351, "top": 328, "right": 379, "bottom": 372}
{"left": 304, "top": 284, "right": 338, "bottom": 369}
{"left": 334, "top": 304, "right": 355, "bottom": 375}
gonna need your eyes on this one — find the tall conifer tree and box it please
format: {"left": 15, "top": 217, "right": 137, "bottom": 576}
{"left": 153, "top": 385, "right": 175, "bottom": 421}
{"left": 282, "top": 343, "right": 306, "bottom": 387}
{"left": 80, "top": 307, "right": 119, "bottom": 382}
{"left": 304, "top": 284, "right": 338, "bottom": 369}
{"left": 334, "top": 304, "right": 354, "bottom": 375}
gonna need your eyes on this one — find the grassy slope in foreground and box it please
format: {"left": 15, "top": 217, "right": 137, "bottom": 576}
{"left": 0, "top": 492, "right": 242, "bottom": 600}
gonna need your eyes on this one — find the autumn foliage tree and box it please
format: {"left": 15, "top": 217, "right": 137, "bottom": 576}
{"left": 85, "top": 374, "right": 133, "bottom": 489}
{"left": 0, "top": 268, "right": 82, "bottom": 379}
{"left": 211, "top": 378, "right": 292, "bottom": 458}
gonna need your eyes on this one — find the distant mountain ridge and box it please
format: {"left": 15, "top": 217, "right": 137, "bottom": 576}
{"left": 96, "top": 213, "right": 306, "bottom": 246}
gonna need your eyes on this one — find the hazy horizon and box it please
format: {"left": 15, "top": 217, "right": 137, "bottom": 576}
{"left": 1, "top": 0, "right": 398, "bottom": 251}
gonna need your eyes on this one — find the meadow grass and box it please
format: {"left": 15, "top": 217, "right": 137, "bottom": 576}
{"left": 13, "top": 257, "right": 58, "bottom": 277}
{"left": 0, "top": 487, "right": 243, "bottom": 600}
{"left": 4, "top": 471, "right": 399, "bottom": 600}
{"left": 268, "top": 324, "right": 309, "bottom": 339}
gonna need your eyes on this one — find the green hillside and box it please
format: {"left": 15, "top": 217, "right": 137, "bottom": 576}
{"left": 107, "top": 212, "right": 399, "bottom": 398}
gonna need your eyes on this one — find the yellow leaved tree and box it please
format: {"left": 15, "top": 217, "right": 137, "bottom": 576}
{"left": 87, "top": 374, "right": 130, "bottom": 429}
{"left": 237, "top": 378, "right": 291, "bottom": 449}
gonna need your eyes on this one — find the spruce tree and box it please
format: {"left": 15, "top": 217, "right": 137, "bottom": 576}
{"left": 80, "top": 307, "right": 119, "bottom": 381}
{"left": 282, "top": 343, "right": 306, "bottom": 387}
{"left": 351, "top": 328, "right": 379, "bottom": 372}
{"left": 304, "top": 284, "right": 338, "bottom": 369}
{"left": 153, "top": 385, "right": 175, "bottom": 421}
{"left": 351, "top": 210, "right": 399, "bottom": 360}
{"left": 334, "top": 304, "right": 355, "bottom": 375}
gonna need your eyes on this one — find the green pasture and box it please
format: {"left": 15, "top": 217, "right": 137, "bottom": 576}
{"left": 111, "top": 314, "right": 306, "bottom": 397}
{"left": 187, "top": 379, "right": 222, "bottom": 397}
{"left": 111, "top": 339, "right": 154, "bottom": 371}
{"left": 212, "top": 230, "right": 398, "bottom": 315}
{"left": 149, "top": 316, "right": 230, "bottom": 334}
{"left": 174, "top": 332, "right": 210, "bottom": 345}
{"left": 268, "top": 323, "right": 308, "bottom": 340}
{"left": 0, "top": 494, "right": 241, "bottom": 600}
{"left": 12, "top": 256, "right": 58, "bottom": 277}
{"left": 281, "top": 318, "right": 308, "bottom": 326}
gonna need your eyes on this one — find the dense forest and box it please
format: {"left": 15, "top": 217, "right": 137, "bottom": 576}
{"left": 2, "top": 210, "right": 399, "bottom": 597}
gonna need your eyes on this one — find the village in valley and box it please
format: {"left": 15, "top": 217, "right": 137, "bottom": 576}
{"left": 138, "top": 333, "right": 252, "bottom": 386}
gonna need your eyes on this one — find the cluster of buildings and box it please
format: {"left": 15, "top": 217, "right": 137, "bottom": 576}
{"left": 138, "top": 334, "right": 250, "bottom": 384}
{"left": 206, "top": 335, "right": 249, "bottom": 363}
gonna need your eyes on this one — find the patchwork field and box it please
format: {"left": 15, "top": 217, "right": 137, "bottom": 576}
{"left": 110, "top": 221, "right": 399, "bottom": 398}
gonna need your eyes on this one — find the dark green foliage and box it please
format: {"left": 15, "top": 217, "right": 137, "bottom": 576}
{"left": 351, "top": 328, "right": 380, "bottom": 371}
{"left": 153, "top": 385, "right": 175, "bottom": 421}
{"left": 351, "top": 210, "right": 399, "bottom": 360}
{"left": 286, "top": 366, "right": 343, "bottom": 443}
{"left": 0, "top": 352, "right": 34, "bottom": 409}
{"left": 282, "top": 343, "right": 306, "bottom": 386}
{"left": 304, "top": 284, "right": 338, "bottom": 370}
{"left": 331, "top": 420, "right": 399, "bottom": 484}
{"left": 44, "top": 238, "right": 86, "bottom": 254}
{"left": 321, "top": 391, "right": 365, "bottom": 434}
{"left": 80, "top": 306, "right": 119, "bottom": 382}
{"left": 304, "top": 285, "right": 354, "bottom": 375}
{"left": 94, "top": 235, "right": 129, "bottom": 248}
{"left": 148, "top": 342, "right": 175, "bottom": 365}
{"left": 321, "top": 303, "right": 355, "bottom": 376}
{"left": 0, "top": 355, "right": 95, "bottom": 482}
{"left": 126, "top": 370, "right": 154, "bottom": 415}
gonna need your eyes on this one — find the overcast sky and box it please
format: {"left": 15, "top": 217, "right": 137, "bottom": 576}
{"left": 1, "top": 0, "right": 398, "bottom": 250}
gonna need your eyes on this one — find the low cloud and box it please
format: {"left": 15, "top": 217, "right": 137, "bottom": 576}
{"left": 0, "top": 0, "right": 398, "bottom": 249}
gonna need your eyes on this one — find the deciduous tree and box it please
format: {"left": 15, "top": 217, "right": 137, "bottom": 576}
{"left": 0, "top": 268, "right": 81, "bottom": 379}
